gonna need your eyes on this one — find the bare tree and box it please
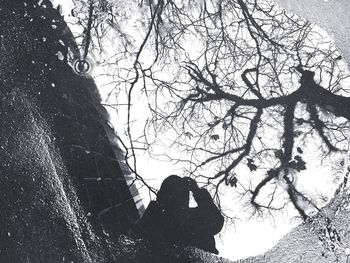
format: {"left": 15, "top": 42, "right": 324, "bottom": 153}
{"left": 66, "top": 0, "right": 350, "bottom": 220}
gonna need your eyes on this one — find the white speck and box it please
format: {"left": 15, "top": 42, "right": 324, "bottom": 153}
{"left": 7, "top": 232, "right": 10, "bottom": 237}
{"left": 51, "top": 83, "right": 55, "bottom": 87}
{"left": 31, "top": 60, "right": 35, "bottom": 64}
{"left": 56, "top": 51, "right": 64, "bottom": 61}
{"left": 42, "top": 37, "right": 46, "bottom": 42}
{"left": 87, "top": 212, "right": 91, "bottom": 217}
{"left": 29, "top": 18, "right": 33, "bottom": 22}
{"left": 51, "top": 24, "right": 57, "bottom": 29}
{"left": 96, "top": 177, "right": 102, "bottom": 182}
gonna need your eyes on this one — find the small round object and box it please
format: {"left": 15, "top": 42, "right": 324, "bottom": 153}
{"left": 72, "top": 57, "right": 95, "bottom": 77}
{"left": 276, "top": 168, "right": 297, "bottom": 190}
{"left": 74, "top": 59, "right": 91, "bottom": 74}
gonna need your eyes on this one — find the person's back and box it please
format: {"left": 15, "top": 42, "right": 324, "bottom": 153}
{"left": 133, "top": 175, "right": 224, "bottom": 254}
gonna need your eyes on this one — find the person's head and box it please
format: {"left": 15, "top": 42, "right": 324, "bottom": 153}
{"left": 157, "top": 175, "right": 189, "bottom": 209}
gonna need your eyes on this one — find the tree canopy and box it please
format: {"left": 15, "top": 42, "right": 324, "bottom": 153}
{"left": 64, "top": 0, "right": 350, "bottom": 220}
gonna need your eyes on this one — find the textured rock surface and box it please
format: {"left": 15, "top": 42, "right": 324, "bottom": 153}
{"left": 0, "top": 1, "right": 139, "bottom": 262}
{"left": 273, "top": 0, "right": 350, "bottom": 66}
{"left": 234, "top": 186, "right": 350, "bottom": 263}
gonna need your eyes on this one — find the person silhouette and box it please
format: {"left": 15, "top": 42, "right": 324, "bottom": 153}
{"left": 133, "top": 175, "right": 224, "bottom": 254}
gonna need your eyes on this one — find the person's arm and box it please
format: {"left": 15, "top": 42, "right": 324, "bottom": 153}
{"left": 186, "top": 178, "right": 224, "bottom": 235}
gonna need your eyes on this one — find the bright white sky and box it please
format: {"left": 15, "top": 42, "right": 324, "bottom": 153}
{"left": 52, "top": 0, "right": 347, "bottom": 260}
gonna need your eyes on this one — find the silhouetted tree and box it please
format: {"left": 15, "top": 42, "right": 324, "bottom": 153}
{"left": 65, "top": 0, "right": 350, "bottom": 220}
